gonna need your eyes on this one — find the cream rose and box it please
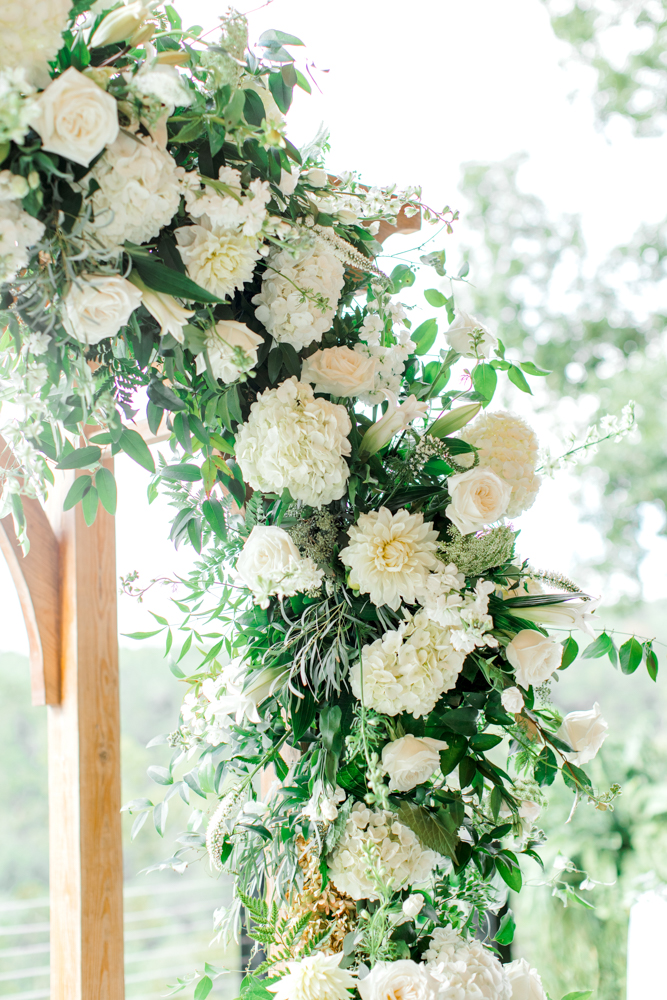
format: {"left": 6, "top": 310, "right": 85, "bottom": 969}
{"left": 61, "top": 274, "right": 142, "bottom": 344}
{"left": 195, "top": 319, "right": 263, "bottom": 383}
{"left": 446, "top": 310, "right": 497, "bottom": 359}
{"left": 358, "top": 961, "right": 438, "bottom": 1000}
{"left": 557, "top": 702, "right": 609, "bottom": 765}
{"left": 505, "top": 959, "right": 548, "bottom": 1000}
{"left": 402, "top": 893, "right": 425, "bottom": 919}
{"left": 382, "top": 734, "right": 450, "bottom": 792}
{"left": 301, "top": 345, "right": 376, "bottom": 397}
{"left": 501, "top": 686, "right": 524, "bottom": 713}
{"left": 446, "top": 466, "right": 512, "bottom": 535}
{"left": 29, "top": 67, "right": 119, "bottom": 167}
{"left": 505, "top": 630, "right": 562, "bottom": 689}
{"left": 236, "top": 524, "right": 323, "bottom": 609}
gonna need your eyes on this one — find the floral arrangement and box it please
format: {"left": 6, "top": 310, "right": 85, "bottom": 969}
{"left": 0, "top": 4, "right": 656, "bottom": 1000}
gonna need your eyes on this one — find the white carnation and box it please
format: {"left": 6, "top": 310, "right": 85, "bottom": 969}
{"left": 267, "top": 952, "right": 357, "bottom": 1000}
{"left": 236, "top": 524, "right": 324, "bottom": 609}
{"left": 195, "top": 319, "right": 263, "bottom": 382}
{"left": 339, "top": 507, "right": 439, "bottom": 611}
{"left": 0, "top": 199, "right": 44, "bottom": 282}
{"left": 252, "top": 241, "right": 345, "bottom": 350}
{"left": 235, "top": 377, "right": 351, "bottom": 507}
{"left": 351, "top": 609, "right": 465, "bottom": 718}
{"left": 0, "top": 67, "right": 36, "bottom": 145}
{"left": 425, "top": 926, "right": 512, "bottom": 1000}
{"left": 175, "top": 217, "right": 260, "bottom": 300}
{"left": 327, "top": 802, "right": 438, "bottom": 900}
{"left": 185, "top": 167, "right": 271, "bottom": 238}
{"left": 81, "top": 132, "right": 184, "bottom": 251}
{"left": 460, "top": 411, "right": 541, "bottom": 517}
{"left": 0, "top": 0, "right": 70, "bottom": 86}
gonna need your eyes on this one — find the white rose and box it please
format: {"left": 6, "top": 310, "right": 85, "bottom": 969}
{"left": 402, "top": 893, "right": 425, "bottom": 919}
{"left": 557, "top": 702, "right": 608, "bottom": 766}
{"left": 195, "top": 319, "right": 263, "bottom": 383}
{"left": 446, "top": 466, "right": 512, "bottom": 535}
{"left": 303, "top": 167, "right": 327, "bottom": 187}
{"left": 501, "top": 686, "right": 524, "bottom": 713}
{"left": 505, "top": 958, "right": 548, "bottom": 1000}
{"left": 61, "top": 274, "right": 142, "bottom": 344}
{"left": 301, "top": 345, "right": 376, "bottom": 397}
{"left": 358, "top": 960, "right": 438, "bottom": 1000}
{"left": 236, "top": 524, "right": 323, "bottom": 609}
{"left": 29, "top": 67, "right": 118, "bottom": 167}
{"left": 446, "top": 310, "right": 497, "bottom": 359}
{"left": 505, "top": 630, "right": 562, "bottom": 689}
{"left": 382, "top": 734, "right": 450, "bottom": 792}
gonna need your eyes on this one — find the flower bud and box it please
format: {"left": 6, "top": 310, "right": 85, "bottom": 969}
{"left": 90, "top": 1, "right": 151, "bottom": 47}
{"left": 155, "top": 49, "right": 191, "bottom": 66}
{"left": 360, "top": 393, "right": 428, "bottom": 459}
{"left": 27, "top": 171, "right": 40, "bottom": 190}
{"left": 428, "top": 402, "right": 481, "bottom": 438}
{"left": 303, "top": 167, "right": 328, "bottom": 187}
{"left": 130, "top": 21, "right": 155, "bottom": 45}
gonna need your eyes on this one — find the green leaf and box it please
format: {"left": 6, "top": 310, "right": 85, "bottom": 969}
{"left": 646, "top": 644, "right": 659, "bottom": 682}
{"left": 424, "top": 288, "right": 448, "bottom": 308}
{"left": 119, "top": 428, "right": 155, "bottom": 472}
{"left": 619, "top": 636, "right": 643, "bottom": 675}
{"left": 412, "top": 318, "right": 438, "bottom": 355}
{"left": 496, "top": 853, "right": 522, "bottom": 891}
{"left": 95, "top": 467, "right": 117, "bottom": 515}
{"left": 563, "top": 762, "right": 593, "bottom": 792}
{"left": 458, "top": 756, "right": 476, "bottom": 788}
{"left": 520, "top": 361, "right": 551, "bottom": 376}
{"left": 147, "top": 379, "right": 187, "bottom": 412}
{"left": 494, "top": 909, "right": 516, "bottom": 946}
{"left": 582, "top": 632, "right": 613, "bottom": 660}
{"left": 259, "top": 28, "right": 304, "bottom": 47}
{"left": 534, "top": 746, "right": 558, "bottom": 786}
{"left": 268, "top": 70, "right": 292, "bottom": 113}
{"left": 122, "top": 629, "right": 163, "bottom": 640}
{"left": 434, "top": 736, "right": 468, "bottom": 775}
{"left": 560, "top": 993, "right": 593, "bottom": 1000}
{"left": 469, "top": 733, "right": 503, "bottom": 751}
{"left": 147, "top": 765, "right": 173, "bottom": 785}
{"left": 508, "top": 363, "right": 533, "bottom": 394}
{"left": 129, "top": 252, "right": 225, "bottom": 303}
{"left": 63, "top": 474, "right": 93, "bottom": 510}
{"left": 202, "top": 498, "right": 227, "bottom": 540}
{"left": 160, "top": 463, "right": 203, "bottom": 482}
{"left": 267, "top": 346, "right": 283, "bottom": 383}
{"left": 472, "top": 363, "right": 497, "bottom": 405}
{"left": 389, "top": 264, "right": 415, "bottom": 292}
{"left": 559, "top": 635, "right": 579, "bottom": 669}
{"left": 319, "top": 705, "right": 343, "bottom": 757}
{"left": 243, "top": 88, "right": 266, "bottom": 126}
{"left": 81, "top": 485, "right": 99, "bottom": 526}
{"left": 396, "top": 801, "right": 459, "bottom": 861}
{"left": 438, "top": 706, "right": 479, "bottom": 736}
{"left": 56, "top": 445, "right": 101, "bottom": 470}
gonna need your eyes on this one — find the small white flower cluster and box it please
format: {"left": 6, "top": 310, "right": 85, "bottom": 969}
{"left": 327, "top": 802, "right": 438, "bottom": 900}
{"left": 459, "top": 411, "right": 541, "bottom": 518}
{"left": 424, "top": 925, "right": 512, "bottom": 1000}
{"left": 309, "top": 170, "right": 421, "bottom": 232}
{"left": 351, "top": 609, "right": 465, "bottom": 718}
{"left": 81, "top": 132, "right": 185, "bottom": 252}
{"left": 0, "top": 67, "right": 36, "bottom": 145}
{"left": 180, "top": 661, "right": 261, "bottom": 746}
{"left": 354, "top": 311, "right": 416, "bottom": 405}
{"left": 0, "top": 0, "right": 71, "bottom": 86}
{"left": 252, "top": 240, "right": 345, "bottom": 350}
{"left": 184, "top": 166, "right": 272, "bottom": 239}
{"left": 235, "top": 377, "right": 351, "bottom": 507}
{"left": 302, "top": 784, "right": 347, "bottom": 824}
{"left": 417, "top": 566, "right": 499, "bottom": 653}
{"left": 539, "top": 401, "right": 636, "bottom": 477}
{"left": 236, "top": 525, "right": 324, "bottom": 609}
{"left": 0, "top": 196, "right": 45, "bottom": 282}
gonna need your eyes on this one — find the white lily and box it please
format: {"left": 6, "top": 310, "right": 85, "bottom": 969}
{"left": 359, "top": 392, "right": 428, "bottom": 458}
{"left": 515, "top": 598, "right": 601, "bottom": 637}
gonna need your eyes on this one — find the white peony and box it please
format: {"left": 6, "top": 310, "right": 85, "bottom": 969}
{"left": 339, "top": 507, "right": 439, "bottom": 611}
{"left": 557, "top": 702, "right": 609, "bottom": 766}
{"left": 301, "top": 345, "right": 376, "bottom": 397}
{"left": 505, "top": 958, "right": 548, "bottom": 1000}
{"left": 235, "top": 377, "right": 351, "bottom": 507}
{"left": 236, "top": 524, "right": 324, "bottom": 609}
{"left": 425, "top": 926, "right": 512, "bottom": 1000}
{"left": 61, "top": 274, "right": 142, "bottom": 344}
{"left": 460, "top": 411, "right": 541, "bottom": 518}
{"left": 501, "top": 686, "right": 524, "bottom": 713}
{"left": 195, "top": 319, "right": 263, "bottom": 382}
{"left": 29, "top": 67, "right": 119, "bottom": 166}
{"left": 185, "top": 167, "right": 271, "bottom": 238}
{"left": 351, "top": 610, "right": 466, "bottom": 718}
{"left": 139, "top": 286, "right": 194, "bottom": 342}
{"left": 446, "top": 467, "right": 512, "bottom": 536}
{"left": 358, "top": 960, "right": 439, "bottom": 1000}
{"left": 80, "top": 132, "right": 184, "bottom": 250}
{"left": 267, "top": 952, "right": 356, "bottom": 1000}
{"left": 175, "top": 217, "right": 260, "bottom": 300}
{"left": 382, "top": 734, "right": 450, "bottom": 792}
{"left": 505, "top": 630, "right": 562, "bottom": 689}
{"left": 327, "top": 802, "right": 438, "bottom": 900}
{"left": 0, "top": 67, "right": 37, "bottom": 145}
{"left": 0, "top": 200, "right": 45, "bottom": 282}
{"left": 445, "top": 310, "right": 497, "bottom": 359}
{"left": 0, "top": 0, "right": 71, "bottom": 86}
{"left": 252, "top": 241, "right": 345, "bottom": 350}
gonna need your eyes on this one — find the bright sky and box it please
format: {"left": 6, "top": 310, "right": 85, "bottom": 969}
{"left": 2, "top": 0, "right": 667, "bottom": 654}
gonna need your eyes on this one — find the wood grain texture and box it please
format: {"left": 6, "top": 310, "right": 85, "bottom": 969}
{"left": 47, "top": 462, "right": 124, "bottom": 1000}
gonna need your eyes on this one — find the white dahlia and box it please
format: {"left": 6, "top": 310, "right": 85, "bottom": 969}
{"left": 339, "top": 507, "right": 439, "bottom": 611}
{"left": 81, "top": 132, "right": 184, "bottom": 251}
{"left": 0, "top": 199, "right": 45, "bottom": 282}
{"left": 235, "top": 377, "right": 351, "bottom": 507}
{"left": 351, "top": 609, "right": 465, "bottom": 718}
{"left": 0, "top": 0, "right": 70, "bottom": 86}
{"left": 460, "top": 410, "right": 541, "bottom": 518}
{"left": 175, "top": 218, "right": 260, "bottom": 299}
{"left": 267, "top": 952, "right": 356, "bottom": 1000}
{"left": 327, "top": 802, "right": 438, "bottom": 901}
{"left": 252, "top": 241, "right": 345, "bottom": 350}
{"left": 425, "top": 926, "right": 512, "bottom": 1000}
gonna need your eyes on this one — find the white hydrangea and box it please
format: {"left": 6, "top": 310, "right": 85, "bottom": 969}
{"left": 81, "top": 132, "right": 184, "bottom": 251}
{"left": 339, "top": 507, "right": 439, "bottom": 611}
{"left": 185, "top": 166, "right": 272, "bottom": 238}
{"left": 175, "top": 216, "right": 260, "bottom": 300}
{"left": 252, "top": 241, "right": 345, "bottom": 350}
{"left": 353, "top": 311, "right": 416, "bottom": 405}
{"left": 460, "top": 411, "right": 541, "bottom": 518}
{"left": 327, "top": 802, "right": 438, "bottom": 900}
{"left": 131, "top": 59, "right": 193, "bottom": 114}
{"left": 0, "top": 67, "right": 36, "bottom": 145}
{"left": 417, "top": 567, "right": 499, "bottom": 654}
{"left": 0, "top": 199, "right": 45, "bottom": 282}
{"left": 0, "top": 0, "right": 70, "bottom": 86}
{"left": 351, "top": 609, "right": 466, "bottom": 718}
{"left": 425, "top": 926, "right": 512, "bottom": 1000}
{"left": 235, "top": 377, "right": 351, "bottom": 506}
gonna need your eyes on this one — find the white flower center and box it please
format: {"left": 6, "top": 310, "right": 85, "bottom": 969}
{"left": 376, "top": 538, "right": 411, "bottom": 572}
